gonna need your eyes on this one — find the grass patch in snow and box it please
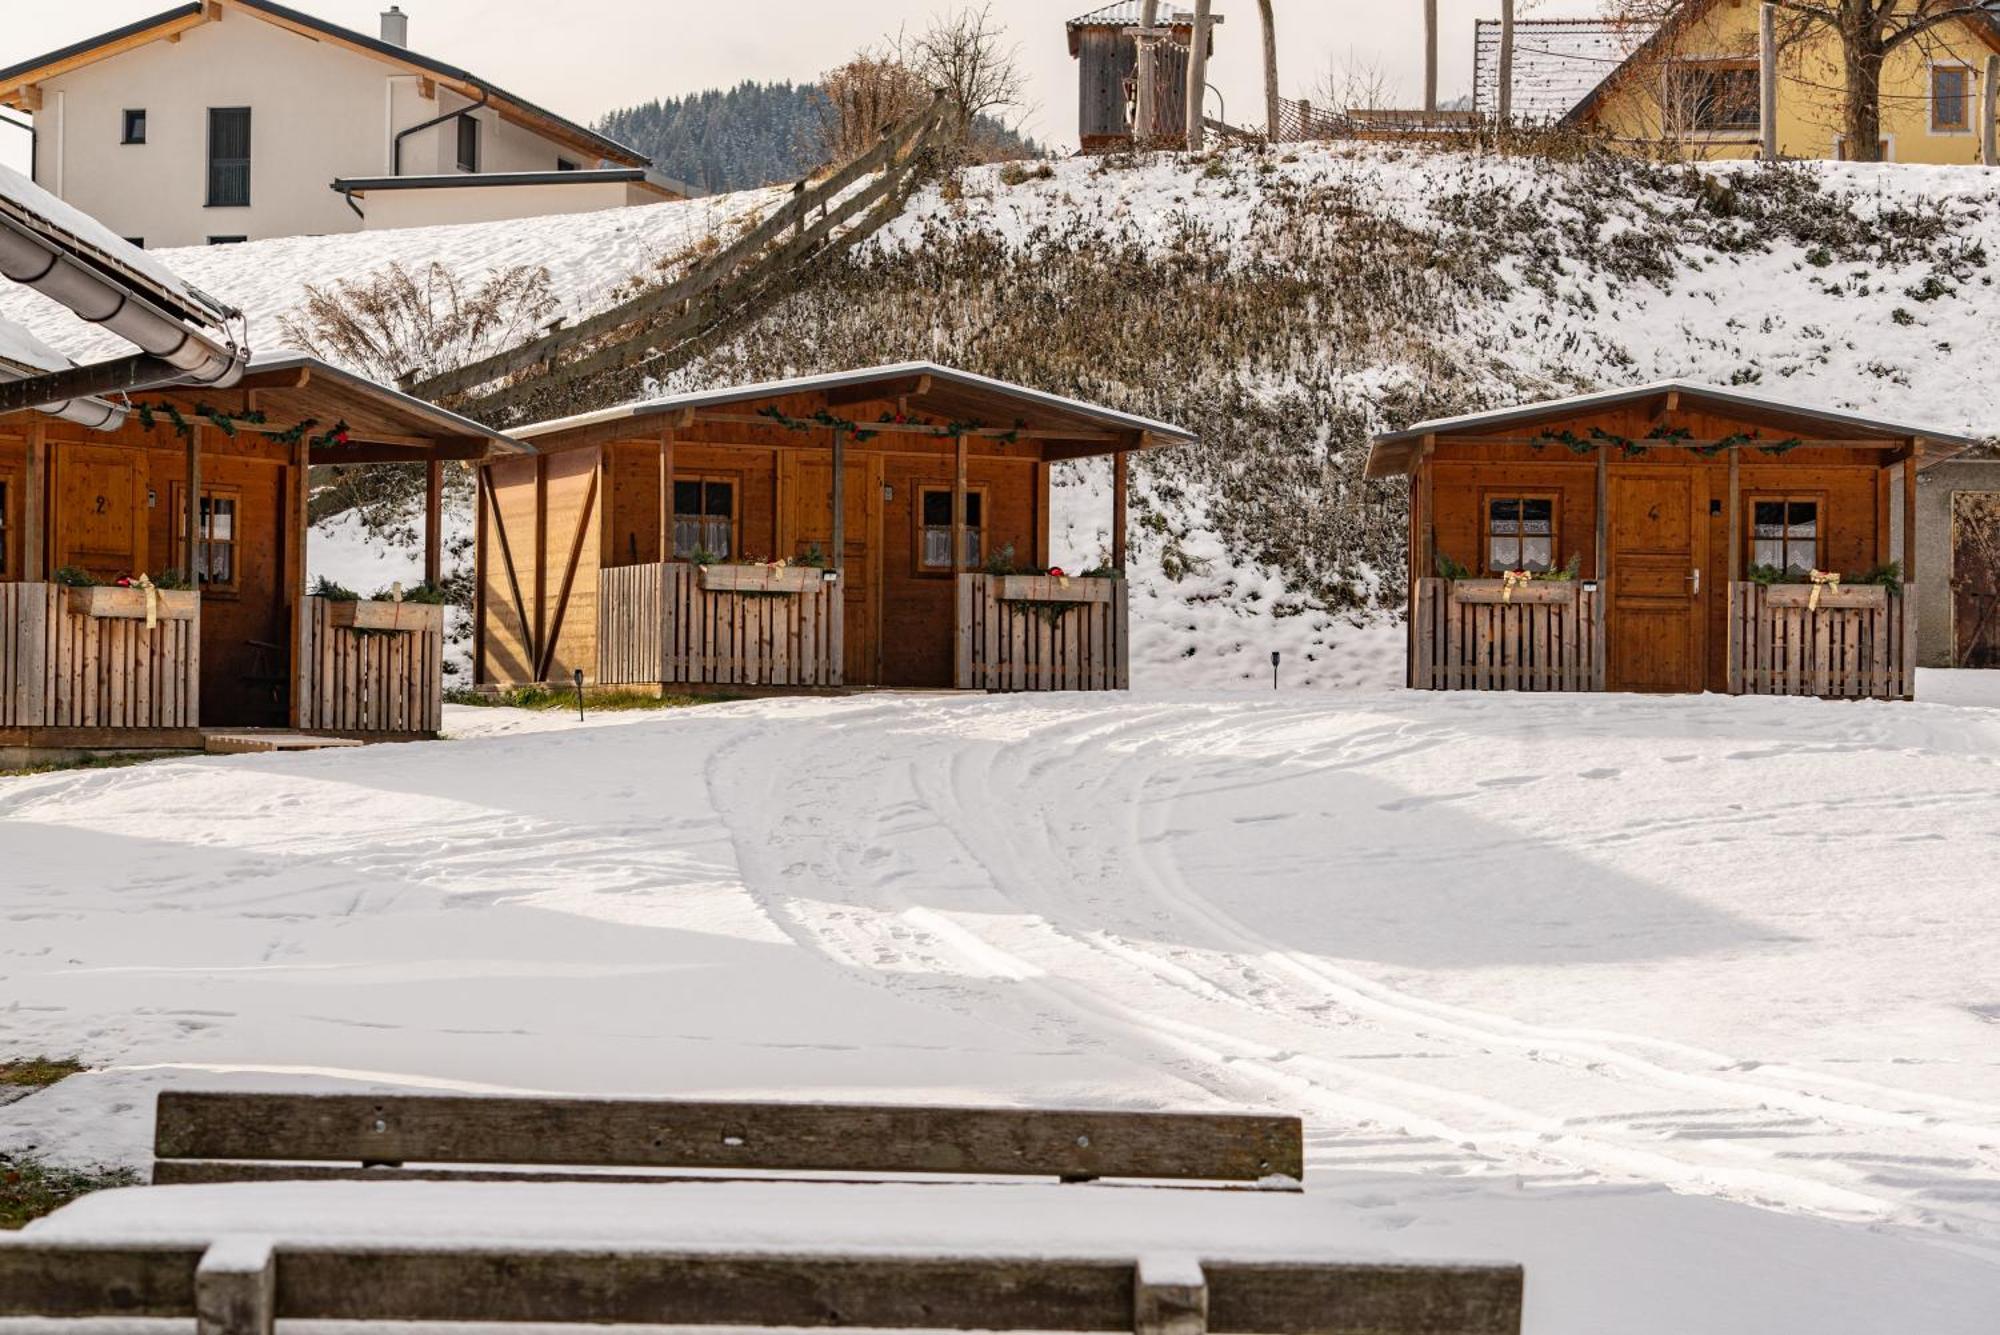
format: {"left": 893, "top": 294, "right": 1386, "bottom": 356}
{"left": 0, "top": 1057, "right": 87, "bottom": 1089}
{"left": 0, "top": 752, "right": 189, "bottom": 780}
{"left": 447, "top": 685, "right": 727, "bottom": 711}
{"left": 0, "top": 1155, "right": 141, "bottom": 1231}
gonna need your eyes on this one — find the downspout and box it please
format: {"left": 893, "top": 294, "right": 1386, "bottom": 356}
{"left": 393, "top": 84, "right": 489, "bottom": 176}
{"left": 338, "top": 184, "right": 364, "bottom": 219}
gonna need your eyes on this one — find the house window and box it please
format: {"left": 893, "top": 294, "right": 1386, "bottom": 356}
{"left": 1485, "top": 495, "right": 1557, "bottom": 573}
{"left": 556, "top": 157, "right": 579, "bottom": 172}
{"left": 1750, "top": 497, "right": 1820, "bottom": 575}
{"left": 456, "top": 114, "right": 481, "bottom": 172}
{"left": 121, "top": 109, "right": 147, "bottom": 144}
{"left": 206, "top": 236, "right": 246, "bottom": 245}
{"left": 173, "top": 486, "right": 241, "bottom": 591}
{"left": 206, "top": 107, "right": 251, "bottom": 206}
{"left": 1680, "top": 63, "right": 1759, "bottom": 131}
{"left": 672, "top": 477, "right": 735, "bottom": 559}
{"left": 1933, "top": 65, "right": 1972, "bottom": 132}
{"left": 918, "top": 487, "right": 983, "bottom": 570}
{"left": 124, "top": 237, "right": 144, "bottom": 249}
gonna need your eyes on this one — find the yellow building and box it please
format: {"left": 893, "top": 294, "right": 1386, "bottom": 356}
{"left": 1472, "top": 8, "right": 2000, "bottom": 162}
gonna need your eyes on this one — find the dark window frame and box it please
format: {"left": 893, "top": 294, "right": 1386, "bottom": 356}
{"left": 206, "top": 236, "right": 247, "bottom": 245}
{"left": 205, "top": 106, "right": 251, "bottom": 207}
{"left": 456, "top": 114, "right": 481, "bottom": 172}
{"left": 1482, "top": 492, "right": 1559, "bottom": 575}
{"left": 671, "top": 473, "right": 738, "bottom": 560}
{"left": 1675, "top": 61, "right": 1760, "bottom": 133}
{"left": 556, "top": 156, "right": 580, "bottom": 172}
{"left": 1932, "top": 64, "right": 1972, "bottom": 133}
{"left": 121, "top": 108, "right": 147, "bottom": 144}
{"left": 172, "top": 483, "right": 243, "bottom": 593}
{"left": 1747, "top": 492, "right": 1824, "bottom": 577}
{"left": 916, "top": 485, "right": 986, "bottom": 573}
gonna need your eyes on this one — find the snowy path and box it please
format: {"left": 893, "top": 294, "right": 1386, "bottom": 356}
{"left": 5, "top": 688, "right": 2000, "bottom": 1330}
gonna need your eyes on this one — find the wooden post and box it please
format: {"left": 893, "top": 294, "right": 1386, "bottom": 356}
{"left": 1594, "top": 444, "right": 1609, "bottom": 689}
{"left": 1984, "top": 53, "right": 1999, "bottom": 164}
{"left": 423, "top": 459, "right": 442, "bottom": 588}
{"left": 1497, "top": 0, "right": 1515, "bottom": 123}
{"left": 1903, "top": 443, "right": 1920, "bottom": 700}
{"left": 23, "top": 420, "right": 45, "bottom": 581}
{"left": 290, "top": 438, "right": 311, "bottom": 728}
{"left": 1111, "top": 448, "right": 1129, "bottom": 572}
{"left": 951, "top": 432, "right": 968, "bottom": 575}
{"left": 1134, "top": 0, "right": 1160, "bottom": 140}
{"left": 1727, "top": 445, "right": 1742, "bottom": 692}
{"left": 1134, "top": 1255, "right": 1208, "bottom": 1335}
{"left": 185, "top": 424, "right": 203, "bottom": 585}
{"left": 1185, "top": 0, "right": 1213, "bottom": 149}
{"left": 1758, "top": 4, "right": 1778, "bottom": 161}
{"left": 657, "top": 428, "right": 674, "bottom": 562}
{"left": 831, "top": 426, "right": 846, "bottom": 573}
{"left": 1594, "top": 445, "right": 1609, "bottom": 581}
{"left": 1424, "top": 0, "right": 1439, "bottom": 114}
{"left": 532, "top": 457, "right": 548, "bottom": 671}
{"left": 473, "top": 466, "right": 488, "bottom": 686}
{"left": 195, "top": 1238, "right": 276, "bottom": 1335}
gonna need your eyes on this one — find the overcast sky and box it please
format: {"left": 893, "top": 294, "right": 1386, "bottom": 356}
{"left": 1, "top": 0, "right": 1544, "bottom": 176}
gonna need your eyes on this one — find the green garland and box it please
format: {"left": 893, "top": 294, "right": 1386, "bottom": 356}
{"left": 131, "top": 401, "right": 351, "bottom": 450}
{"left": 1530, "top": 424, "right": 1805, "bottom": 459}
{"left": 755, "top": 405, "right": 880, "bottom": 441}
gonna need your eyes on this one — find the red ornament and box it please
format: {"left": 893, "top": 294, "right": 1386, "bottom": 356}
{"left": 333, "top": 430, "right": 350, "bottom": 445}
{"left": 1047, "top": 566, "right": 1066, "bottom": 578}
{"left": 116, "top": 576, "right": 132, "bottom": 587}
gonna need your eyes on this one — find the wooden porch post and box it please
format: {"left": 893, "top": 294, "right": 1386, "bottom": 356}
{"left": 1111, "top": 448, "right": 1128, "bottom": 572}
{"left": 473, "top": 466, "right": 488, "bottom": 686}
{"left": 657, "top": 427, "right": 675, "bottom": 562}
{"left": 1727, "top": 445, "right": 1742, "bottom": 692}
{"left": 952, "top": 432, "right": 968, "bottom": 576}
{"left": 831, "top": 426, "right": 847, "bottom": 572}
{"left": 1903, "top": 442, "right": 1921, "bottom": 700}
{"left": 185, "top": 424, "right": 203, "bottom": 586}
{"left": 23, "top": 420, "right": 45, "bottom": 581}
{"left": 289, "top": 438, "right": 311, "bottom": 728}
{"left": 423, "top": 459, "right": 442, "bottom": 588}
{"left": 1594, "top": 444, "right": 1610, "bottom": 690}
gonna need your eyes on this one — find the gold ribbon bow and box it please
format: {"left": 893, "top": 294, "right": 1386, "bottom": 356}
{"left": 134, "top": 573, "right": 159, "bottom": 630}
{"left": 1501, "top": 569, "right": 1533, "bottom": 603}
{"left": 1808, "top": 569, "right": 1840, "bottom": 612}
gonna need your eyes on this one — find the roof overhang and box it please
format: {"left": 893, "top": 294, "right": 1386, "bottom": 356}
{"left": 513, "top": 362, "right": 1198, "bottom": 457}
{"left": 1365, "top": 381, "right": 1989, "bottom": 479}
{"left": 331, "top": 169, "right": 693, "bottom": 200}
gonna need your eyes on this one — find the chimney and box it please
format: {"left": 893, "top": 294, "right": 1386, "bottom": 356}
{"left": 380, "top": 6, "right": 408, "bottom": 47}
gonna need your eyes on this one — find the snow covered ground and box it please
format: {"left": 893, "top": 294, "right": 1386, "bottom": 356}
{"left": 5, "top": 683, "right": 2000, "bottom": 1331}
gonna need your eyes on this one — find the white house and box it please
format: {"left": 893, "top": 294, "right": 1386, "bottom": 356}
{"left": 0, "top": 0, "right": 691, "bottom": 248}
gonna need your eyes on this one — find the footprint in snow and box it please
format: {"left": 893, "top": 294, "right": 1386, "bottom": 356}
{"left": 1578, "top": 767, "right": 1620, "bottom": 780}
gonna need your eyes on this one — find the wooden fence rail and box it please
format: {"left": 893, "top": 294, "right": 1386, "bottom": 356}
{"left": 1727, "top": 581, "right": 1912, "bottom": 700}
{"left": 956, "top": 574, "right": 1128, "bottom": 692}
{"left": 598, "top": 562, "right": 843, "bottom": 689}
{"left": 296, "top": 597, "right": 445, "bottom": 735}
{"left": 1, "top": 583, "right": 199, "bottom": 730}
{"left": 1412, "top": 577, "right": 1604, "bottom": 692}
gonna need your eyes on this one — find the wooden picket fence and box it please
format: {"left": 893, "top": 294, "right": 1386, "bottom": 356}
{"left": 1727, "top": 581, "right": 1912, "bottom": 700}
{"left": 1412, "top": 577, "right": 1605, "bottom": 692}
{"left": 597, "top": 562, "right": 843, "bottom": 688}
{"left": 955, "top": 574, "right": 1128, "bottom": 692}
{"left": 296, "top": 597, "right": 445, "bottom": 735}
{"left": 0, "top": 582, "right": 200, "bottom": 730}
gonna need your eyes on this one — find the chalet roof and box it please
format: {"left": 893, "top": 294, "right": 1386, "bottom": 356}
{"left": 1065, "top": 3, "right": 1217, "bottom": 56}
{"left": 1365, "top": 381, "right": 1988, "bottom": 479}
{"left": 1471, "top": 19, "right": 1650, "bottom": 123}
{"left": 514, "top": 362, "right": 1197, "bottom": 451}
{"left": 0, "top": 0, "right": 648, "bottom": 168}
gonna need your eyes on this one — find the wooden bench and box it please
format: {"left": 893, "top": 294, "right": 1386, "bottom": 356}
{"left": 152, "top": 1091, "right": 1307, "bottom": 1187}
{"left": 0, "top": 1238, "right": 1525, "bottom": 1335}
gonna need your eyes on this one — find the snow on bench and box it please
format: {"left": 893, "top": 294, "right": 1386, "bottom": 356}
{"left": 0, "top": 1237, "right": 1525, "bottom": 1335}
{"left": 152, "top": 1091, "right": 1306, "bottom": 1187}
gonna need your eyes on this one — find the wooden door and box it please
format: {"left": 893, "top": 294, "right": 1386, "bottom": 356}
{"left": 1951, "top": 491, "right": 2000, "bottom": 668}
{"left": 785, "top": 452, "right": 881, "bottom": 685}
{"left": 1607, "top": 468, "right": 1705, "bottom": 692}
{"left": 54, "top": 444, "right": 146, "bottom": 579}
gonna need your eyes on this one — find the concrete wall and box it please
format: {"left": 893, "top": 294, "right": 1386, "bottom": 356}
{"left": 1915, "top": 458, "right": 2000, "bottom": 667}
{"left": 358, "top": 180, "right": 668, "bottom": 231}
{"left": 30, "top": 7, "right": 614, "bottom": 246}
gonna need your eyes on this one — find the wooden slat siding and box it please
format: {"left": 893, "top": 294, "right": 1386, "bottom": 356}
{"left": 5, "top": 585, "right": 199, "bottom": 730}
{"left": 597, "top": 563, "right": 841, "bottom": 689}
{"left": 296, "top": 599, "right": 444, "bottom": 733}
{"left": 154, "top": 1092, "right": 1303, "bottom": 1183}
{"left": 0, "top": 1244, "right": 1522, "bottom": 1335}
{"left": 957, "top": 575, "right": 1128, "bottom": 693}
{"left": 1413, "top": 581, "right": 1605, "bottom": 694}
{"left": 1726, "top": 583, "right": 1907, "bottom": 700}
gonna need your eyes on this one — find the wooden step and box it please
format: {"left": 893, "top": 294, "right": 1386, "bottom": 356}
{"left": 202, "top": 732, "right": 367, "bottom": 756}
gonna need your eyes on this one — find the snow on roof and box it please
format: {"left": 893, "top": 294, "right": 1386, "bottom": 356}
{"left": 0, "top": 161, "right": 235, "bottom": 330}
{"left": 1471, "top": 19, "right": 1651, "bottom": 123}
{"left": 1066, "top": 2, "right": 1198, "bottom": 28}
{"left": 514, "top": 361, "right": 1199, "bottom": 446}
{"left": 0, "top": 313, "right": 72, "bottom": 374}
{"left": 0, "top": 185, "right": 786, "bottom": 376}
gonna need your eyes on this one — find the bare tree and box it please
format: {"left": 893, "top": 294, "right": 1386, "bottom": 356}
{"left": 281, "top": 260, "right": 559, "bottom": 388}
{"left": 817, "top": 46, "right": 931, "bottom": 163}
{"left": 1135, "top": 0, "right": 1161, "bottom": 138}
{"left": 1312, "top": 50, "right": 1397, "bottom": 114}
{"left": 906, "top": 3, "right": 1027, "bottom": 133}
{"left": 1257, "top": 0, "right": 1282, "bottom": 137}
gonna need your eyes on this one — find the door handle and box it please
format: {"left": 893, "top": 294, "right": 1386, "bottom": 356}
{"left": 1690, "top": 568, "right": 1701, "bottom": 595}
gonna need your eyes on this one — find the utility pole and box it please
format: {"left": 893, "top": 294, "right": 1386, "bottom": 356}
{"left": 1759, "top": 2, "right": 1779, "bottom": 161}
{"left": 1984, "top": 53, "right": 1999, "bottom": 165}
{"left": 1186, "top": 0, "right": 1214, "bottom": 149}
{"left": 1497, "top": 0, "right": 1515, "bottom": 123}
{"left": 1424, "top": 0, "right": 1439, "bottom": 114}
{"left": 1133, "top": 0, "right": 1161, "bottom": 143}
{"left": 1258, "top": 0, "right": 1280, "bottom": 139}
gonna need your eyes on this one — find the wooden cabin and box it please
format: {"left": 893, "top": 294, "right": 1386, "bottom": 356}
{"left": 1066, "top": 3, "right": 1217, "bottom": 151}
{"left": 1367, "top": 383, "right": 1983, "bottom": 699}
{"left": 1, "top": 354, "right": 522, "bottom": 758}
{"left": 477, "top": 363, "right": 1194, "bottom": 694}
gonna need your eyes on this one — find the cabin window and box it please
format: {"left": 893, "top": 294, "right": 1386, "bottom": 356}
{"left": 1678, "top": 63, "right": 1758, "bottom": 131}
{"left": 121, "top": 109, "right": 147, "bottom": 145}
{"left": 456, "top": 115, "right": 481, "bottom": 172}
{"left": 556, "top": 157, "right": 579, "bottom": 172}
{"left": 1750, "top": 496, "right": 1820, "bottom": 575}
{"left": 206, "top": 107, "right": 251, "bottom": 207}
{"left": 672, "top": 477, "right": 735, "bottom": 560}
{"left": 173, "top": 486, "right": 241, "bottom": 591}
{"left": 1485, "top": 495, "right": 1557, "bottom": 573}
{"left": 206, "top": 236, "right": 247, "bottom": 245}
{"left": 1932, "top": 66, "right": 1972, "bottom": 132}
{"left": 918, "top": 487, "right": 983, "bottom": 570}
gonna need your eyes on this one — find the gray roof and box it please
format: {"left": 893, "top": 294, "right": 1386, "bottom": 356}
{"left": 246, "top": 351, "right": 530, "bottom": 453}
{"left": 516, "top": 362, "right": 1197, "bottom": 447}
{"left": 1067, "top": 3, "right": 1200, "bottom": 29}
{"left": 1471, "top": 19, "right": 1650, "bottom": 123}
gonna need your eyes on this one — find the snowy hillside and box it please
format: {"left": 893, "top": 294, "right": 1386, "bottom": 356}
{"left": 7, "top": 687, "right": 2000, "bottom": 1330}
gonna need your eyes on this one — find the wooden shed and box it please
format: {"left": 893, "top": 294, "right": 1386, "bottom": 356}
{"left": 1066, "top": 3, "right": 1216, "bottom": 151}
{"left": 1367, "top": 383, "right": 1984, "bottom": 699}
{"left": 477, "top": 363, "right": 1194, "bottom": 694}
{"left": 1, "top": 354, "right": 523, "bottom": 755}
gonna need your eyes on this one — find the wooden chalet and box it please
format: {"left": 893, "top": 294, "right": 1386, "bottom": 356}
{"left": 1, "top": 354, "right": 522, "bottom": 757}
{"left": 479, "top": 364, "right": 1194, "bottom": 694}
{"left": 1368, "top": 383, "right": 1984, "bottom": 699}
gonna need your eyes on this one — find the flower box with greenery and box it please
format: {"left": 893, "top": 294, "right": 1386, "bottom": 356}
{"left": 314, "top": 577, "right": 446, "bottom": 631}
{"left": 697, "top": 560, "right": 831, "bottom": 594}
{"left": 54, "top": 568, "right": 199, "bottom": 622}
{"left": 1754, "top": 564, "right": 1896, "bottom": 611}
{"left": 1434, "top": 553, "right": 1585, "bottom": 604}
{"left": 981, "top": 547, "right": 1117, "bottom": 604}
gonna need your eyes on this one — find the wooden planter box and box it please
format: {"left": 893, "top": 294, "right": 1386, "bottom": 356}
{"left": 698, "top": 564, "right": 832, "bottom": 594}
{"left": 326, "top": 599, "right": 444, "bottom": 633}
{"left": 63, "top": 584, "right": 199, "bottom": 622}
{"left": 995, "top": 574, "right": 1114, "bottom": 604}
{"left": 1759, "top": 583, "right": 1890, "bottom": 611}
{"left": 1448, "top": 579, "right": 1579, "bottom": 606}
